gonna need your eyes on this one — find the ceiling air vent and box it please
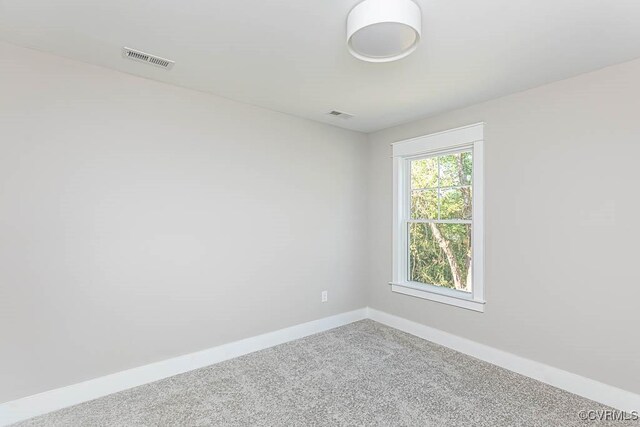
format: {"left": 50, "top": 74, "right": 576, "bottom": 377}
{"left": 122, "top": 47, "right": 175, "bottom": 69}
{"left": 327, "top": 110, "right": 354, "bottom": 119}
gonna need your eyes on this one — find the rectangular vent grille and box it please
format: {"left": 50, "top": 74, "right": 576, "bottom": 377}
{"left": 122, "top": 47, "right": 174, "bottom": 69}
{"left": 327, "top": 110, "right": 354, "bottom": 119}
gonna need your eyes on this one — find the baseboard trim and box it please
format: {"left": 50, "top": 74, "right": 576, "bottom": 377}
{"left": 367, "top": 308, "right": 640, "bottom": 412}
{"left": 0, "top": 308, "right": 367, "bottom": 426}
{"left": 3, "top": 307, "right": 638, "bottom": 425}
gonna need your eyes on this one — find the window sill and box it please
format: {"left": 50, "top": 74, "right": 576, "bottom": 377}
{"left": 389, "top": 282, "right": 485, "bottom": 312}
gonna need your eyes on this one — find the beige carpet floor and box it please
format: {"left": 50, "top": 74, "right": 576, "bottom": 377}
{"left": 15, "top": 320, "right": 634, "bottom": 426}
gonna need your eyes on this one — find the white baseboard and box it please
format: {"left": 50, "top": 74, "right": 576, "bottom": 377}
{"left": 0, "top": 308, "right": 367, "bottom": 426}
{"left": 367, "top": 308, "right": 640, "bottom": 413}
{"left": 3, "top": 307, "right": 638, "bottom": 426}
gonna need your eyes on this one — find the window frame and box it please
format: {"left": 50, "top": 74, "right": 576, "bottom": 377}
{"left": 390, "top": 123, "right": 485, "bottom": 312}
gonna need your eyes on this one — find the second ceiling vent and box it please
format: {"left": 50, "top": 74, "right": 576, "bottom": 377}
{"left": 327, "top": 110, "right": 354, "bottom": 119}
{"left": 122, "top": 47, "right": 175, "bottom": 69}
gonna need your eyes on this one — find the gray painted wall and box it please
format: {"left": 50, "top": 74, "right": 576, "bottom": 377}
{"left": 367, "top": 58, "right": 640, "bottom": 394}
{"left": 0, "top": 42, "right": 368, "bottom": 403}
{"left": 2, "top": 40, "right": 639, "bottom": 404}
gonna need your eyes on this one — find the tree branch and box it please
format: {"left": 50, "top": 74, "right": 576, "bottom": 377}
{"left": 428, "top": 223, "right": 467, "bottom": 291}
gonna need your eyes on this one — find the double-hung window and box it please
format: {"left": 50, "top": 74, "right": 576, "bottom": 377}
{"left": 390, "top": 123, "right": 485, "bottom": 312}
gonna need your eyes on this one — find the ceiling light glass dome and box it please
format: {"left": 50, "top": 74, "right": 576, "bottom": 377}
{"left": 347, "top": 0, "right": 422, "bottom": 63}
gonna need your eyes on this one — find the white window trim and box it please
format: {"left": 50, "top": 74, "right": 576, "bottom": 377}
{"left": 390, "top": 123, "right": 485, "bottom": 312}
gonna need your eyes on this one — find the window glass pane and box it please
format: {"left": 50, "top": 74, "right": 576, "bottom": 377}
{"left": 411, "top": 157, "right": 438, "bottom": 189}
{"left": 461, "top": 151, "right": 473, "bottom": 185}
{"left": 411, "top": 189, "right": 438, "bottom": 219}
{"left": 409, "top": 222, "right": 472, "bottom": 292}
{"left": 439, "top": 187, "right": 472, "bottom": 220}
{"left": 439, "top": 151, "right": 473, "bottom": 187}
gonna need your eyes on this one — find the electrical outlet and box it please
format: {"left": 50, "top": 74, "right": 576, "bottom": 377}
{"left": 321, "top": 290, "right": 328, "bottom": 303}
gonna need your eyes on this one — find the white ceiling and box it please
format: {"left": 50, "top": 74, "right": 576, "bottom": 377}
{"left": 2, "top": 0, "right": 640, "bottom": 132}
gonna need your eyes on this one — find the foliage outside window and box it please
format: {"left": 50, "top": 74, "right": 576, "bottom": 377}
{"left": 409, "top": 151, "right": 473, "bottom": 292}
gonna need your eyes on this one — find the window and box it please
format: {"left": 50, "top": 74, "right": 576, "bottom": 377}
{"left": 391, "top": 123, "right": 485, "bottom": 312}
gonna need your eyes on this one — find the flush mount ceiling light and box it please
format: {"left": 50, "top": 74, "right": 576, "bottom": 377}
{"left": 347, "top": 0, "right": 421, "bottom": 63}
